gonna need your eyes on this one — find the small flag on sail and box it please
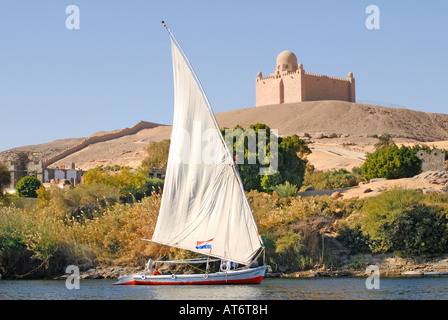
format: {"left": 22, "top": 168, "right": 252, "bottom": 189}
{"left": 196, "top": 239, "right": 213, "bottom": 249}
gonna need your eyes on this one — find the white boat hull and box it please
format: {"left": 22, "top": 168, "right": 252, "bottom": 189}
{"left": 115, "top": 266, "right": 265, "bottom": 285}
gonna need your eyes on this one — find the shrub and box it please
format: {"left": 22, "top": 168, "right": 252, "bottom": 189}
{"left": 0, "top": 205, "right": 89, "bottom": 278}
{"left": 277, "top": 134, "right": 310, "bottom": 189}
{"left": 0, "top": 162, "right": 11, "bottom": 196}
{"left": 143, "top": 177, "right": 164, "bottom": 195}
{"left": 388, "top": 206, "right": 448, "bottom": 255}
{"left": 250, "top": 189, "right": 352, "bottom": 270}
{"left": 336, "top": 224, "right": 371, "bottom": 254}
{"left": 70, "top": 195, "right": 163, "bottom": 266}
{"left": 359, "top": 189, "right": 448, "bottom": 256}
{"left": 274, "top": 231, "right": 307, "bottom": 270}
{"left": 83, "top": 166, "right": 161, "bottom": 203}
{"left": 142, "top": 139, "right": 170, "bottom": 169}
{"left": 344, "top": 254, "right": 368, "bottom": 270}
{"left": 223, "top": 124, "right": 310, "bottom": 192}
{"left": 123, "top": 177, "right": 164, "bottom": 202}
{"left": 0, "top": 194, "right": 164, "bottom": 278}
{"left": 15, "top": 176, "right": 42, "bottom": 198}
{"left": 362, "top": 145, "right": 421, "bottom": 181}
{"left": 260, "top": 170, "right": 282, "bottom": 192}
{"left": 43, "top": 183, "right": 120, "bottom": 221}
{"left": 262, "top": 228, "right": 311, "bottom": 272}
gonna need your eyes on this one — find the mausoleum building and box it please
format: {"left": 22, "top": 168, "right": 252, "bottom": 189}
{"left": 256, "top": 50, "right": 355, "bottom": 106}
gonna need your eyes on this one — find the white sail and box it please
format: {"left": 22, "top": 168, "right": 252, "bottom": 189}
{"left": 151, "top": 33, "right": 263, "bottom": 265}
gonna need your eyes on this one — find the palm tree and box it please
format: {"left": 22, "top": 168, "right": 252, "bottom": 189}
{"left": 374, "top": 133, "right": 395, "bottom": 150}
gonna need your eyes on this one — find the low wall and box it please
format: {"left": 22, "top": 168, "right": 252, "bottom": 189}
{"left": 43, "top": 121, "right": 161, "bottom": 167}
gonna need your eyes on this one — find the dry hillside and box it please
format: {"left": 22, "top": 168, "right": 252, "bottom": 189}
{"left": 216, "top": 100, "right": 448, "bottom": 141}
{"left": 2, "top": 100, "right": 448, "bottom": 171}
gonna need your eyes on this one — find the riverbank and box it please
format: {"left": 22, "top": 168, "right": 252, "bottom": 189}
{"left": 2, "top": 188, "right": 448, "bottom": 281}
{"left": 52, "top": 253, "right": 448, "bottom": 281}
{"left": 282, "top": 253, "right": 448, "bottom": 278}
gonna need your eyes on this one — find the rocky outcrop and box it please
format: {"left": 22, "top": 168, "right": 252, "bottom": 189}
{"left": 54, "top": 266, "right": 144, "bottom": 280}
{"left": 282, "top": 254, "right": 448, "bottom": 278}
{"left": 413, "top": 171, "right": 448, "bottom": 185}
{"left": 413, "top": 171, "right": 448, "bottom": 193}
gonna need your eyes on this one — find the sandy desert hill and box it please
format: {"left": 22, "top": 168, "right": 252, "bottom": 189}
{"left": 2, "top": 100, "right": 448, "bottom": 172}
{"left": 217, "top": 101, "right": 448, "bottom": 142}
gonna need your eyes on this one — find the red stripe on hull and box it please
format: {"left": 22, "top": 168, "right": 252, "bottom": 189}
{"left": 133, "top": 276, "right": 263, "bottom": 286}
{"left": 117, "top": 280, "right": 137, "bottom": 285}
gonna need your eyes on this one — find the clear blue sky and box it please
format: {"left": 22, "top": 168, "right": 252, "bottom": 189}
{"left": 1, "top": 1, "right": 447, "bottom": 152}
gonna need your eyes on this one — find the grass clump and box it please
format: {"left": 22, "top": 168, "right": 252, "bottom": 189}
{"left": 272, "top": 182, "right": 299, "bottom": 198}
{"left": 303, "top": 168, "right": 363, "bottom": 190}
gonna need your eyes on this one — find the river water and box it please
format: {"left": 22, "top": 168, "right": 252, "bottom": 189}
{"left": 1, "top": 277, "right": 447, "bottom": 300}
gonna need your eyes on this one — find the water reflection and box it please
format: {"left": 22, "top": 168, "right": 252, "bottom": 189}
{"left": 1, "top": 277, "right": 447, "bottom": 300}
{"left": 137, "top": 284, "right": 265, "bottom": 300}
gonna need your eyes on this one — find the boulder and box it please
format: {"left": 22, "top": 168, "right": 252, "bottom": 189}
{"left": 327, "top": 133, "right": 339, "bottom": 138}
{"left": 331, "top": 191, "right": 342, "bottom": 199}
{"left": 401, "top": 271, "right": 424, "bottom": 276}
{"left": 374, "top": 186, "right": 387, "bottom": 192}
{"left": 422, "top": 188, "right": 438, "bottom": 194}
{"left": 442, "top": 183, "right": 448, "bottom": 193}
{"left": 362, "top": 187, "right": 373, "bottom": 193}
{"left": 301, "top": 132, "right": 311, "bottom": 138}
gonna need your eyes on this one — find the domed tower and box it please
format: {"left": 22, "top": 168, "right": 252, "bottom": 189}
{"left": 255, "top": 50, "right": 356, "bottom": 107}
{"left": 276, "top": 50, "right": 298, "bottom": 73}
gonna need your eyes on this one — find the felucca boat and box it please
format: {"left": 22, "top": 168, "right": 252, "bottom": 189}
{"left": 115, "top": 22, "right": 266, "bottom": 285}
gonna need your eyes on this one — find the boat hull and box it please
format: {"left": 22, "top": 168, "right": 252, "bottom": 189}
{"left": 115, "top": 266, "right": 265, "bottom": 285}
